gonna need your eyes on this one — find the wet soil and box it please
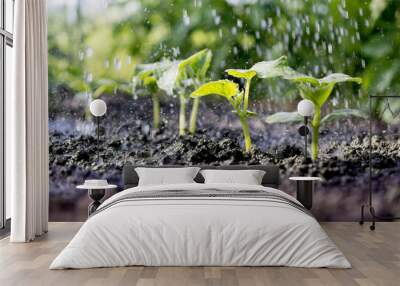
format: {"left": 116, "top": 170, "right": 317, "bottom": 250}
{"left": 49, "top": 88, "right": 400, "bottom": 221}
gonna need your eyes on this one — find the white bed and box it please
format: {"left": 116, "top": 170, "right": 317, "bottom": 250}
{"left": 50, "top": 183, "right": 350, "bottom": 269}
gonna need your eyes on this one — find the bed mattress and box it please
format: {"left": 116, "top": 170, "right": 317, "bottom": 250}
{"left": 50, "top": 183, "right": 350, "bottom": 269}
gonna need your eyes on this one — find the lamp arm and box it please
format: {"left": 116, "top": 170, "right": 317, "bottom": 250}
{"left": 304, "top": 117, "right": 308, "bottom": 160}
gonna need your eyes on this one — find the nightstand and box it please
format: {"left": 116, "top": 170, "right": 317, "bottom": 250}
{"left": 77, "top": 180, "right": 117, "bottom": 216}
{"left": 289, "top": 177, "right": 321, "bottom": 210}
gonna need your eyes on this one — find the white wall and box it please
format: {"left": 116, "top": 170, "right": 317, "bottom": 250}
{"left": 5, "top": 44, "right": 13, "bottom": 220}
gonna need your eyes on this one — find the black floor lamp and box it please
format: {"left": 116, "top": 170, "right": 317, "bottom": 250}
{"left": 359, "top": 94, "right": 400, "bottom": 230}
{"left": 89, "top": 99, "right": 107, "bottom": 163}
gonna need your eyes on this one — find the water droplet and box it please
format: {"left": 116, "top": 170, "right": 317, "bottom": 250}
{"left": 233, "top": 46, "right": 238, "bottom": 55}
{"left": 172, "top": 47, "right": 180, "bottom": 58}
{"left": 78, "top": 51, "right": 84, "bottom": 61}
{"left": 85, "top": 73, "right": 93, "bottom": 83}
{"left": 231, "top": 26, "right": 237, "bottom": 35}
{"left": 183, "top": 9, "right": 190, "bottom": 26}
{"left": 214, "top": 15, "right": 221, "bottom": 25}
{"left": 327, "top": 44, "right": 333, "bottom": 54}
{"left": 260, "top": 19, "right": 267, "bottom": 30}
{"left": 114, "top": 57, "right": 121, "bottom": 70}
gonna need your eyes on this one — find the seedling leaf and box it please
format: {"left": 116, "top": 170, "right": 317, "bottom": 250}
{"left": 265, "top": 112, "right": 303, "bottom": 124}
{"left": 320, "top": 109, "right": 367, "bottom": 125}
{"left": 319, "top": 73, "right": 362, "bottom": 85}
{"left": 191, "top": 80, "right": 239, "bottom": 99}
{"left": 226, "top": 69, "right": 257, "bottom": 79}
{"left": 250, "top": 56, "right": 289, "bottom": 78}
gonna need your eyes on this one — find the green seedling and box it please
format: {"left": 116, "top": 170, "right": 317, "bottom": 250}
{"left": 267, "top": 71, "right": 364, "bottom": 160}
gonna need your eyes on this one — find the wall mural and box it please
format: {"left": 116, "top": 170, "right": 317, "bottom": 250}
{"left": 48, "top": 0, "right": 400, "bottom": 221}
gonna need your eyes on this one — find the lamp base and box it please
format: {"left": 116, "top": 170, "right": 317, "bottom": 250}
{"left": 359, "top": 203, "right": 376, "bottom": 231}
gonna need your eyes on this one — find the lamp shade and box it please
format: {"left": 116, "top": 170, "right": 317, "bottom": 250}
{"left": 89, "top": 99, "right": 107, "bottom": 117}
{"left": 297, "top": 99, "right": 315, "bottom": 117}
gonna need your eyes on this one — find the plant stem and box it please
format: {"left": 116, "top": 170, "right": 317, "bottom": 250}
{"left": 189, "top": 97, "right": 200, "bottom": 134}
{"left": 311, "top": 108, "right": 321, "bottom": 160}
{"left": 244, "top": 78, "right": 252, "bottom": 111}
{"left": 152, "top": 94, "right": 160, "bottom": 130}
{"left": 239, "top": 116, "right": 251, "bottom": 152}
{"left": 179, "top": 93, "right": 186, "bottom": 135}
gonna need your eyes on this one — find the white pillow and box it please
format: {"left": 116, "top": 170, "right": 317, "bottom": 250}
{"left": 200, "top": 169, "right": 266, "bottom": 185}
{"left": 135, "top": 167, "right": 200, "bottom": 186}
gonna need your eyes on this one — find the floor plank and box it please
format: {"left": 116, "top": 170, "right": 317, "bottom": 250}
{"left": 0, "top": 222, "right": 399, "bottom": 286}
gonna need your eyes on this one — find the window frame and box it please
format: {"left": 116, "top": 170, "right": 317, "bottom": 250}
{"left": 0, "top": 0, "right": 14, "bottom": 230}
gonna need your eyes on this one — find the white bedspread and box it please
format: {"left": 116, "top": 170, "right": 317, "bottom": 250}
{"left": 50, "top": 183, "right": 350, "bottom": 269}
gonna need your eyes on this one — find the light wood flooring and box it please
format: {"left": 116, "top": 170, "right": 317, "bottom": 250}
{"left": 0, "top": 222, "right": 399, "bottom": 286}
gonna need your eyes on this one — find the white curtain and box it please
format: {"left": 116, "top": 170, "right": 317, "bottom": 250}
{"left": 8, "top": 0, "right": 49, "bottom": 242}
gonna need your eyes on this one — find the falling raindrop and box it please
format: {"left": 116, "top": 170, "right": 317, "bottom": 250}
{"left": 276, "top": 7, "right": 281, "bottom": 17}
{"left": 104, "top": 60, "right": 110, "bottom": 68}
{"left": 85, "top": 91, "right": 92, "bottom": 103}
{"left": 85, "top": 73, "right": 93, "bottom": 83}
{"left": 361, "top": 59, "right": 366, "bottom": 69}
{"left": 193, "top": 0, "right": 202, "bottom": 8}
{"left": 183, "top": 10, "right": 190, "bottom": 26}
{"left": 231, "top": 26, "right": 237, "bottom": 35}
{"left": 256, "top": 45, "right": 262, "bottom": 56}
{"left": 114, "top": 57, "right": 121, "bottom": 70}
{"left": 126, "top": 56, "right": 132, "bottom": 65}
{"left": 172, "top": 47, "right": 180, "bottom": 58}
{"left": 284, "top": 34, "right": 289, "bottom": 45}
{"left": 260, "top": 19, "right": 267, "bottom": 30}
{"left": 233, "top": 46, "right": 238, "bottom": 55}
{"left": 327, "top": 43, "right": 333, "bottom": 54}
{"left": 78, "top": 51, "right": 84, "bottom": 61}
{"left": 214, "top": 15, "right": 221, "bottom": 25}
{"left": 86, "top": 47, "right": 93, "bottom": 58}
{"left": 315, "top": 21, "right": 320, "bottom": 33}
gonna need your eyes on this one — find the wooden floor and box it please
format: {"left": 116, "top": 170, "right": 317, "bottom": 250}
{"left": 0, "top": 222, "right": 399, "bottom": 286}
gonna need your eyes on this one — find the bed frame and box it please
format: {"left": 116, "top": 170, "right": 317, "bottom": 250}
{"left": 122, "top": 164, "right": 280, "bottom": 189}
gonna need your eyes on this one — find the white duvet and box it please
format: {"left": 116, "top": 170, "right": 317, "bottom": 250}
{"left": 50, "top": 183, "right": 350, "bottom": 269}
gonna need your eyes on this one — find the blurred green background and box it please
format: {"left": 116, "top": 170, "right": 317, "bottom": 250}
{"left": 47, "top": 0, "right": 400, "bottom": 121}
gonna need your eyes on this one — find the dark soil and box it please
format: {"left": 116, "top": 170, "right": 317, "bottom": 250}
{"left": 49, "top": 89, "right": 400, "bottom": 221}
